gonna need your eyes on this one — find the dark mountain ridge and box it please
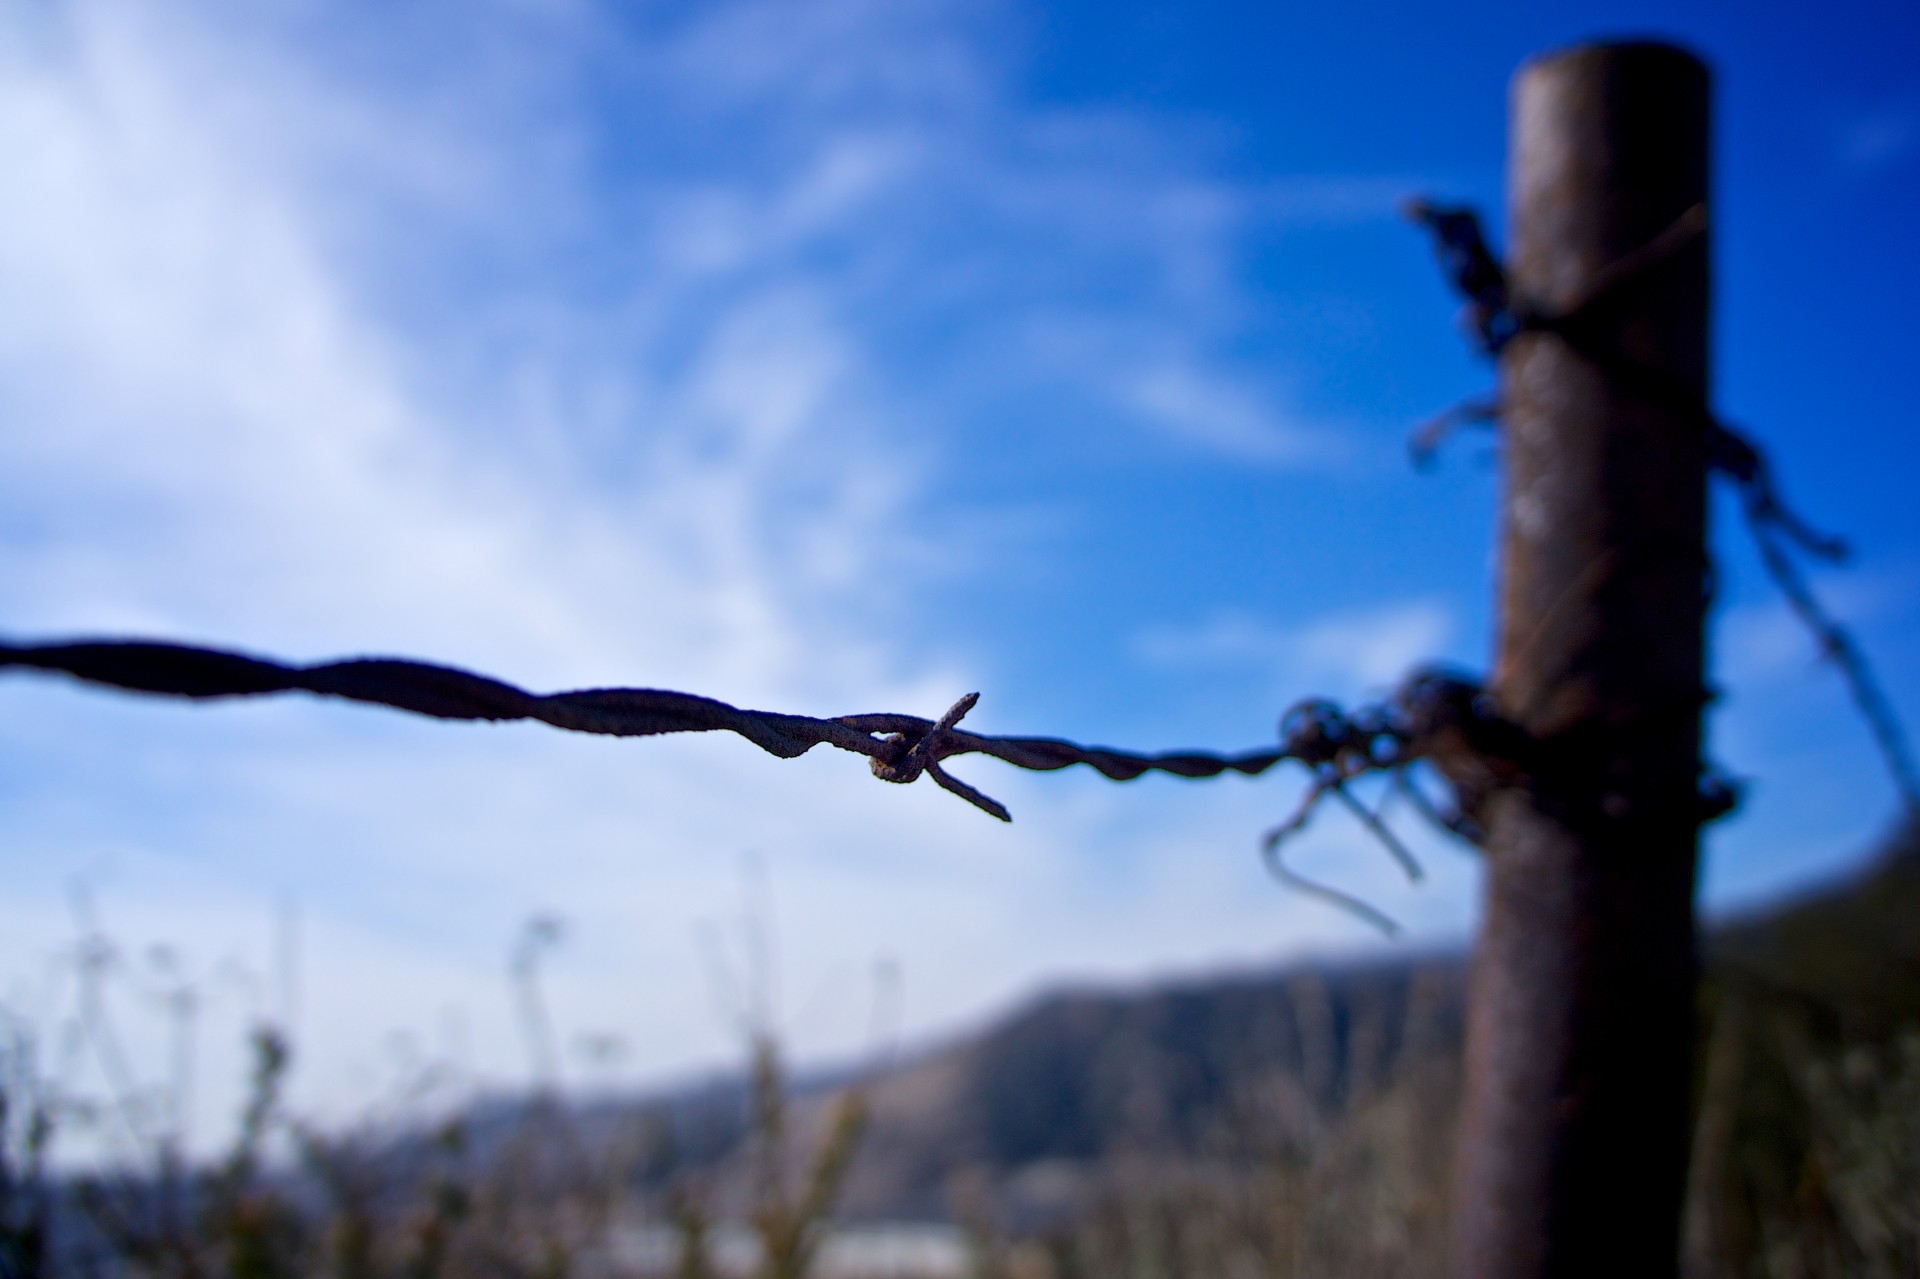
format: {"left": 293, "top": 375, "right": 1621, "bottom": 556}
{"left": 403, "top": 817, "right": 1920, "bottom": 1225}
{"left": 828, "top": 815, "right": 1920, "bottom": 1219}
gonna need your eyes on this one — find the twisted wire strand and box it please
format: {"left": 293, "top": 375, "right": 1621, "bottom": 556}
{"left": 1746, "top": 522, "right": 1920, "bottom": 812}
{"left": 1260, "top": 781, "right": 1408, "bottom": 938}
{"left": 1409, "top": 395, "right": 1500, "bottom": 469}
{"left": 1261, "top": 774, "right": 1435, "bottom": 939}
{"left": 1, "top": 638, "right": 1500, "bottom": 931}
{"left": 1390, "top": 766, "right": 1486, "bottom": 845}
{"left": 0, "top": 639, "right": 1287, "bottom": 824}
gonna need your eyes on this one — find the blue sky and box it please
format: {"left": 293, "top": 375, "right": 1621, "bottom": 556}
{"left": 2, "top": 0, "right": 1916, "bottom": 1155}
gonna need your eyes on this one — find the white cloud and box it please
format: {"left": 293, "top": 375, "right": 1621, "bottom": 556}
{"left": 0, "top": 0, "right": 1443, "bottom": 1160}
{"left": 1121, "top": 360, "right": 1334, "bottom": 465}
{"left": 1136, "top": 598, "right": 1458, "bottom": 697}
{"left": 0, "top": 0, "right": 960, "bottom": 708}
{"left": 1834, "top": 100, "right": 1920, "bottom": 174}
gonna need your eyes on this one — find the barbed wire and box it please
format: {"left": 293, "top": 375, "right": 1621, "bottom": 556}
{"left": 1407, "top": 199, "right": 1920, "bottom": 816}
{"left": 0, "top": 639, "right": 1504, "bottom": 931}
{"left": 0, "top": 639, "right": 1292, "bottom": 825}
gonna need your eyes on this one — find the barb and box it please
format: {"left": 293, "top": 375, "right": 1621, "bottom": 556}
{"left": 1710, "top": 422, "right": 1913, "bottom": 812}
{"left": 1747, "top": 522, "right": 1920, "bottom": 813}
{"left": 1329, "top": 783, "right": 1423, "bottom": 883}
{"left": 0, "top": 639, "right": 1288, "bottom": 824}
{"left": 1250, "top": 668, "right": 1520, "bottom": 935}
{"left": 1261, "top": 780, "right": 1405, "bottom": 938}
{"left": 1336, "top": 783, "right": 1428, "bottom": 883}
{"left": 1707, "top": 424, "right": 1848, "bottom": 563}
{"left": 1407, "top": 197, "right": 1918, "bottom": 817}
{"left": 3, "top": 637, "right": 1514, "bottom": 931}
{"left": 1410, "top": 395, "right": 1500, "bottom": 470}
{"left": 1404, "top": 198, "right": 1518, "bottom": 355}
{"left": 1391, "top": 767, "right": 1486, "bottom": 844}
{"left": 1405, "top": 198, "right": 1707, "bottom": 358}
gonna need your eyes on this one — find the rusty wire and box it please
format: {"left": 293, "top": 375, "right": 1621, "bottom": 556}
{"left": 1409, "top": 395, "right": 1499, "bottom": 469}
{"left": 0, "top": 639, "right": 1500, "bottom": 931}
{"left": 1408, "top": 199, "right": 1920, "bottom": 816}
{"left": 0, "top": 639, "right": 1291, "bottom": 825}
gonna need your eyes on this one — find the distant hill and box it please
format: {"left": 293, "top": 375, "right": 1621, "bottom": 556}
{"left": 837, "top": 954, "right": 1467, "bottom": 1220}
{"left": 1709, "top": 815, "right": 1920, "bottom": 1038}
{"left": 523, "top": 816, "right": 1920, "bottom": 1232}
{"left": 820, "top": 814, "right": 1920, "bottom": 1221}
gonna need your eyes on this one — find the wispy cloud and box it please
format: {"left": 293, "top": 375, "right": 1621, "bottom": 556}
{"left": 1135, "top": 598, "right": 1457, "bottom": 696}
{"left": 1717, "top": 565, "right": 1912, "bottom": 685}
{"left": 1834, "top": 98, "right": 1920, "bottom": 175}
{"left": 0, "top": 0, "right": 1446, "bottom": 1153}
{"left": 0, "top": 0, "right": 949, "bottom": 704}
{"left": 1120, "top": 360, "right": 1336, "bottom": 465}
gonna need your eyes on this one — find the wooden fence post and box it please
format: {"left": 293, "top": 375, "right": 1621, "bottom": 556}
{"left": 1450, "top": 43, "right": 1712, "bottom": 1279}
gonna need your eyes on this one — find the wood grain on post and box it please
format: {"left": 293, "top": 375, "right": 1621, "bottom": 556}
{"left": 1451, "top": 43, "right": 1711, "bottom": 1279}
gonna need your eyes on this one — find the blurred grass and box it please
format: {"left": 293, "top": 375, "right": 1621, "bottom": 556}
{"left": 4, "top": 819, "right": 1917, "bottom": 1278}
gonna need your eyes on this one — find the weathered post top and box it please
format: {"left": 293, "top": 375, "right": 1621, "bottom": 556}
{"left": 1501, "top": 41, "right": 1710, "bottom": 737}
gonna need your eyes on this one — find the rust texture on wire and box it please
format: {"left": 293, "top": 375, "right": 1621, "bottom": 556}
{"left": 0, "top": 639, "right": 1504, "bottom": 930}
{"left": 0, "top": 639, "right": 1290, "bottom": 825}
{"left": 1408, "top": 199, "right": 1920, "bottom": 815}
